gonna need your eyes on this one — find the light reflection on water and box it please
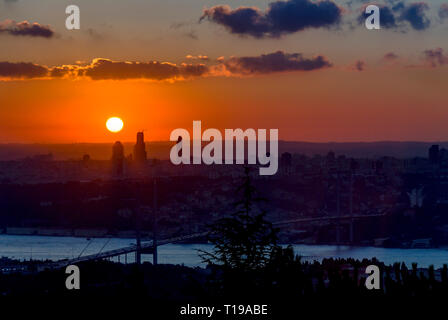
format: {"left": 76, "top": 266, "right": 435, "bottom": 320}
{"left": 1, "top": 235, "right": 447, "bottom": 268}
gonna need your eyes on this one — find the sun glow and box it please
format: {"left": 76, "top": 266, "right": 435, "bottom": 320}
{"left": 106, "top": 117, "right": 124, "bottom": 133}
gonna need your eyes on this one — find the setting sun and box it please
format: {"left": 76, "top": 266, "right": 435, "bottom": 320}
{"left": 106, "top": 117, "right": 124, "bottom": 133}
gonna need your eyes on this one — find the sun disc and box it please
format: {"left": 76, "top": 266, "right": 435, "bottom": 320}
{"left": 106, "top": 117, "right": 124, "bottom": 133}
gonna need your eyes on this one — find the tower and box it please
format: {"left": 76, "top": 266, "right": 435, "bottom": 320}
{"left": 112, "top": 141, "right": 125, "bottom": 176}
{"left": 280, "top": 152, "right": 292, "bottom": 175}
{"left": 429, "top": 144, "right": 439, "bottom": 164}
{"left": 134, "top": 131, "right": 147, "bottom": 164}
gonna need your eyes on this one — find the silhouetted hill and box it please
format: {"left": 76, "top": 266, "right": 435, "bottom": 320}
{"left": 0, "top": 141, "right": 445, "bottom": 161}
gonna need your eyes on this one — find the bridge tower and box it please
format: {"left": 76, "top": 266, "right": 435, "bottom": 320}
{"left": 336, "top": 171, "right": 341, "bottom": 244}
{"left": 135, "top": 206, "right": 142, "bottom": 265}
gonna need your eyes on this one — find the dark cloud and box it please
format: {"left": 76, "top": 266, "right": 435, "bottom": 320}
{"left": 0, "top": 62, "right": 48, "bottom": 79}
{"left": 200, "top": 0, "right": 342, "bottom": 38}
{"left": 0, "top": 59, "right": 209, "bottom": 81}
{"left": 180, "top": 63, "right": 210, "bottom": 77}
{"left": 383, "top": 52, "right": 399, "bottom": 60}
{"left": 379, "top": 5, "right": 399, "bottom": 28}
{"left": 347, "top": 60, "right": 365, "bottom": 71}
{"left": 81, "top": 59, "right": 208, "bottom": 80}
{"left": 400, "top": 2, "right": 430, "bottom": 30}
{"left": 354, "top": 60, "right": 365, "bottom": 71}
{"left": 359, "top": 5, "right": 398, "bottom": 28}
{"left": 222, "top": 51, "right": 331, "bottom": 75}
{"left": 0, "top": 20, "right": 54, "bottom": 38}
{"left": 0, "top": 52, "right": 332, "bottom": 81}
{"left": 358, "top": 2, "right": 430, "bottom": 31}
{"left": 201, "top": 6, "right": 271, "bottom": 38}
{"left": 49, "top": 65, "right": 80, "bottom": 78}
{"left": 439, "top": 4, "right": 448, "bottom": 20}
{"left": 266, "top": 0, "right": 342, "bottom": 33}
{"left": 81, "top": 54, "right": 330, "bottom": 79}
{"left": 423, "top": 48, "right": 448, "bottom": 67}
{"left": 391, "top": 1, "right": 405, "bottom": 12}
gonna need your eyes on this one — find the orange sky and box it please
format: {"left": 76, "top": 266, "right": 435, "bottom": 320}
{"left": 0, "top": 66, "right": 447, "bottom": 143}
{"left": 1, "top": 0, "right": 448, "bottom": 143}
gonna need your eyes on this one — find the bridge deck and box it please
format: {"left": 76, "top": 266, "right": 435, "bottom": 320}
{"left": 50, "top": 232, "right": 209, "bottom": 269}
{"left": 50, "top": 214, "right": 386, "bottom": 269}
{"left": 273, "top": 213, "right": 386, "bottom": 226}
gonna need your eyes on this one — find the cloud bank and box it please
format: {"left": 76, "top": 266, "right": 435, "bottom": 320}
{"left": 358, "top": 1, "right": 430, "bottom": 31}
{"left": 0, "top": 62, "right": 48, "bottom": 79}
{"left": 0, "top": 52, "right": 332, "bottom": 81}
{"left": 222, "top": 51, "right": 331, "bottom": 75}
{"left": 200, "top": 0, "right": 342, "bottom": 38}
{"left": 383, "top": 52, "right": 399, "bottom": 61}
{"left": 400, "top": 2, "right": 430, "bottom": 30}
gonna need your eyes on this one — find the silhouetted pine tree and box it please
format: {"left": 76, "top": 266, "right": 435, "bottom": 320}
{"left": 200, "top": 167, "right": 278, "bottom": 271}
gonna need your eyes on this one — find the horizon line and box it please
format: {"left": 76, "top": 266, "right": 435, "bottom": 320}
{"left": 0, "top": 140, "right": 447, "bottom": 145}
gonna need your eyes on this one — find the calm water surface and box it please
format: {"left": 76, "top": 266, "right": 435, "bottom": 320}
{"left": 1, "top": 235, "right": 447, "bottom": 268}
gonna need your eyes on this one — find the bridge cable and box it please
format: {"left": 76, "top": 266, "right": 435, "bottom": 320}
{"left": 95, "top": 238, "right": 112, "bottom": 258}
{"left": 77, "top": 239, "right": 94, "bottom": 258}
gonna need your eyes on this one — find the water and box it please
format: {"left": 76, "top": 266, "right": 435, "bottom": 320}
{"left": 1, "top": 235, "right": 447, "bottom": 268}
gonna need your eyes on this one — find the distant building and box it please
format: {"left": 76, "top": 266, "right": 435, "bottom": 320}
{"left": 280, "top": 152, "right": 292, "bottom": 175}
{"left": 133, "top": 132, "right": 147, "bottom": 164}
{"left": 429, "top": 145, "right": 439, "bottom": 164}
{"left": 326, "top": 151, "right": 336, "bottom": 168}
{"left": 26, "top": 153, "right": 53, "bottom": 162}
{"left": 350, "top": 159, "right": 359, "bottom": 171}
{"left": 407, "top": 187, "right": 424, "bottom": 208}
{"left": 82, "top": 154, "right": 90, "bottom": 168}
{"left": 112, "top": 141, "right": 125, "bottom": 175}
{"left": 280, "top": 152, "right": 292, "bottom": 167}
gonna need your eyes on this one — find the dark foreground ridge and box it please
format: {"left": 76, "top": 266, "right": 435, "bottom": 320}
{"left": 2, "top": 256, "right": 448, "bottom": 298}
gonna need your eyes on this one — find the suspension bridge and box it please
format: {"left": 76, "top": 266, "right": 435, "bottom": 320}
{"left": 49, "top": 213, "right": 386, "bottom": 269}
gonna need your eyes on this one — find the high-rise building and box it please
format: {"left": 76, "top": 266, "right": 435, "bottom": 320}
{"left": 82, "top": 154, "right": 90, "bottom": 168}
{"left": 134, "top": 132, "right": 147, "bottom": 164}
{"left": 429, "top": 144, "right": 439, "bottom": 164}
{"left": 281, "top": 152, "right": 292, "bottom": 167}
{"left": 112, "top": 141, "right": 125, "bottom": 175}
{"left": 326, "top": 150, "right": 336, "bottom": 168}
{"left": 280, "top": 152, "right": 292, "bottom": 175}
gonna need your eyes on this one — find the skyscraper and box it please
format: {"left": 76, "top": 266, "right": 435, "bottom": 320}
{"left": 112, "top": 141, "right": 125, "bottom": 175}
{"left": 429, "top": 144, "right": 439, "bottom": 164}
{"left": 134, "top": 131, "right": 147, "bottom": 164}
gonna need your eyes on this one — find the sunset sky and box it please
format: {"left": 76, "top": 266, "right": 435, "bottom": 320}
{"left": 0, "top": 0, "right": 447, "bottom": 143}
